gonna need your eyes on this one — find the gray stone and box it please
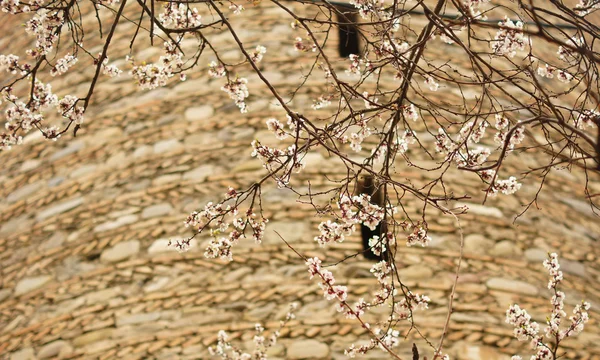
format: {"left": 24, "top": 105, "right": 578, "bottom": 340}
{"left": 20, "top": 159, "right": 41, "bottom": 172}
{"left": 86, "top": 287, "right": 122, "bottom": 304}
{"left": 69, "top": 164, "right": 98, "bottom": 178}
{"left": 183, "top": 165, "right": 217, "bottom": 182}
{"left": 7, "top": 181, "right": 44, "bottom": 203}
{"left": 50, "top": 141, "right": 84, "bottom": 161}
{"left": 464, "top": 234, "right": 494, "bottom": 254}
{"left": 489, "top": 240, "right": 522, "bottom": 257}
{"left": 37, "top": 340, "right": 72, "bottom": 359}
{"left": 399, "top": 264, "right": 434, "bottom": 280}
{"left": 92, "top": 127, "right": 123, "bottom": 146}
{"left": 174, "top": 78, "right": 209, "bottom": 93}
{"left": 560, "top": 198, "right": 596, "bottom": 216}
{"left": 133, "top": 145, "right": 153, "bottom": 158}
{"left": 10, "top": 347, "right": 35, "bottom": 360}
{"left": 47, "top": 176, "right": 65, "bottom": 187}
{"left": 100, "top": 240, "right": 140, "bottom": 263}
{"left": 287, "top": 340, "right": 330, "bottom": 359}
{"left": 486, "top": 277, "right": 539, "bottom": 296}
{"left": 1, "top": 215, "right": 33, "bottom": 235}
{"left": 561, "top": 259, "right": 586, "bottom": 277}
{"left": 262, "top": 221, "right": 311, "bottom": 244}
{"left": 152, "top": 174, "right": 181, "bottom": 185}
{"left": 106, "top": 151, "right": 127, "bottom": 168}
{"left": 148, "top": 238, "right": 172, "bottom": 254}
{"left": 0, "top": 288, "right": 12, "bottom": 302}
{"left": 142, "top": 203, "right": 174, "bottom": 219}
{"left": 143, "top": 277, "right": 171, "bottom": 293}
{"left": 154, "top": 139, "right": 183, "bottom": 154}
{"left": 73, "top": 329, "right": 114, "bottom": 347}
{"left": 462, "top": 203, "right": 504, "bottom": 218}
{"left": 40, "top": 232, "right": 66, "bottom": 250}
{"left": 94, "top": 214, "right": 138, "bottom": 232}
{"left": 524, "top": 248, "right": 548, "bottom": 262}
{"left": 36, "top": 197, "right": 83, "bottom": 221}
{"left": 15, "top": 275, "right": 52, "bottom": 296}
{"left": 185, "top": 105, "right": 215, "bottom": 121}
{"left": 116, "top": 312, "right": 161, "bottom": 327}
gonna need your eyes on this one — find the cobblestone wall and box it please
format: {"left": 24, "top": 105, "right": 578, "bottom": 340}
{"left": 1, "top": 2, "right": 600, "bottom": 360}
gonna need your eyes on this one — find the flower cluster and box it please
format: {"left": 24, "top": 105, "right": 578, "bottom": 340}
{"left": 557, "top": 37, "right": 583, "bottom": 63}
{"left": 100, "top": 56, "right": 122, "bottom": 78}
{"left": 50, "top": 54, "right": 77, "bottom": 76}
{"left": 250, "top": 45, "right": 266, "bottom": 63}
{"left": 406, "top": 223, "right": 431, "bottom": 247}
{"left": 537, "top": 63, "right": 572, "bottom": 83}
{"left": 57, "top": 95, "right": 85, "bottom": 124}
{"left": 574, "top": 109, "right": 599, "bottom": 129}
{"left": 424, "top": 75, "right": 439, "bottom": 91}
{"left": 265, "top": 118, "right": 288, "bottom": 140}
{"left": 508, "top": 253, "right": 591, "bottom": 360}
{"left": 575, "top": 0, "right": 600, "bottom": 15}
{"left": 306, "top": 257, "right": 348, "bottom": 302}
{"left": 208, "top": 61, "right": 226, "bottom": 78}
{"left": 159, "top": 2, "right": 201, "bottom": 29}
{"left": 209, "top": 303, "right": 297, "bottom": 359}
{"left": 130, "top": 40, "right": 184, "bottom": 90}
{"left": 24, "top": 9, "right": 64, "bottom": 56}
{"left": 492, "top": 17, "right": 526, "bottom": 58}
{"left": 221, "top": 77, "right": 249, "bottom": 113}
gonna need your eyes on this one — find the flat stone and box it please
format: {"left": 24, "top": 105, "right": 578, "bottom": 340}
{"left": 91, "top": 127, "right": 123, "bottom": 146}
{"left": 40, "top": 232, "right": 66, "bottom": 250}
{"left": 263, "top": 221, "right": 311, "bottom": 244}
{"left": 142, "top": 203, "right": 174, "bottom": 219}
{"left": 148, "top": 238, "right": 172, "bottom": 254}
{"left": 37, "top": 340, "right": 72, "bottom": 359}
{"left": 464, "top": 234, "right": 494, "bottom": 254}
{"left": 47, "top": 176, "right": 65, "bottom": 187}
{"left": 15, "top": 275, "right": 52, "bottom": 296}
{"left": 183, "top": 165, "right": 217, "bottom": 182}
{"left": 1, "top": 215, "right": 33, "bottom": 235}
{"left": 20, "top": 159, "right": 41, "bottom": 172}
{"left": 10, "top": 348, "right": 35, "bottom": 360}
{"left": 152, "top": 173, "right": 181, "bottom": 186}
{"left": 0, "top": 288, "right": 12, "bottom": 302}
{"left": 462, "top": 203, "right": 504, "bottom": 218}
{"left": 232, "top": 159, "right": 263, "bottom": 172}
{"left": 133, "top": 145, "right": 153, "bottom": 158}
{"left": 100, "top": 240, "right": 140, "bottom": 263}
{"left": 73, "top": 329, "right": 114, "bottom": 347}
{"left": 36, "top": 197, "right": 84, "bottom": 221}
{"left": 143, "top": 276, "right": 171, "bottom": 292}
{"left": 524, "top": 248, "right": 548, "bottom": 263}
{"left": 486, "top": 277, "right": 538, "bottom": 296}
{"left": 560, "top": 198, "right": 596, "bottom": 216}
{"left": 154, "top": 139, "right": 183, "bottom": 154}
{"left": 86, "top": 287, "right": 122, "bottom": 304}
{"left": 174, "top": 78, "right": 209, "bottom": 93}
{"left": 185, "top": 105, "right": 215, "bottom": 121}
{"left": 94, "top": 214, "right": 138, "bottom": 232}
{"left": 105, "top": 151, "right": 127, "bottom": 168}
{"left": 7, "top": 181, "right": 45, "bottom": 203}
{"left": 399, "top": 264, "right": 434, "bottom": 280}
{"left": 116, "top": 312, "right": 161, "bottom": 327}
{"left": 287, "top": 339, "right": 329, "bottom": 359}
{"left": 561, "top": 259, "right": 586, "bottom": 277}
{"left": 69, "top": 164, "right": 98, "bottom": 178}
{"left": 50, "top": 141, "right": 84, "bottom": 162}
{"left": 489, "top": 240, "right": 522, "bottom": 257}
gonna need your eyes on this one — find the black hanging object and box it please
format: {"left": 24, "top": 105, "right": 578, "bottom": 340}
{"left": 356, "top": 175, "right": 387, "bottom": 261}
{"left": 337, "top": 10, "right": 360, "bottom": 58}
